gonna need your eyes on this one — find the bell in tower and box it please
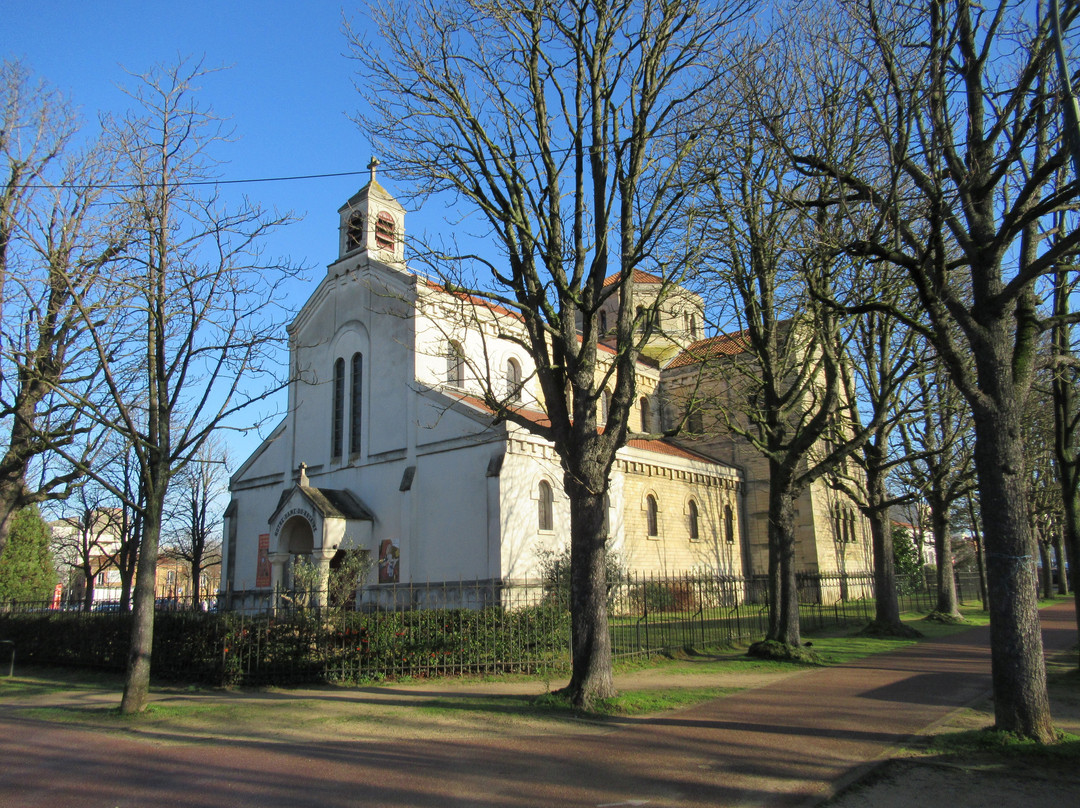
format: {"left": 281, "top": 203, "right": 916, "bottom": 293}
{"left": 337, "top": 157, "right": 407, "bottom": 268}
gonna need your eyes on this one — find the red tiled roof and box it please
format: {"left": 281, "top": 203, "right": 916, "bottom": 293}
{"left": 626, "top": 439, "right": 717, "bottom": 463}
{"left": 603, "top": 269, "right": 664, "bottom": 287}
{"left": 450, "top": 392, "right": 718, "bottom": 464}
{"left": 666, "top": 330, "right": 750, "bottom": 369}
{"left": 422, "top": 279, "right": 523, "bottom": 321}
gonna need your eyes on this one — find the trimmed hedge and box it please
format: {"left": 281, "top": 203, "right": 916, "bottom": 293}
{"left": 0, "top": 603, "right": 571, "bottom": 687}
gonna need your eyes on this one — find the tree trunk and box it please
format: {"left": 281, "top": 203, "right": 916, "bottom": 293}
{"left": 1037, "top": 541, "right": 1053, "bottom": 600}
{"left": 81, "top": 563, "right": 94, "bottom": 612}
{"left": 973, "top": 399, "right": 1053, "bottom": 742}
{"left": 967, "top": 496, "right": 989, "bottom": 610}
{"left": 1063, "top": 488, "right": 1080, "bottom": 667}
{"left": 0, "top": 474, "right": 27, "bottom": 558}
{"left": 931, "top": 501, "right": 961, "bottom": 618}
{"left": 864, "top": 457, "right": 912, "bottom": 634}
{"left": 120, "top": 487, "right": 164, "bottom": 714}
{"left": 564, "top": 481, "right": 615, "bottom": 708}
{"left": 763, "top": 465, "right": 801, "bottom": 647}
{"left": 1053, "top": 532, "right": 1068, "bottom": 596}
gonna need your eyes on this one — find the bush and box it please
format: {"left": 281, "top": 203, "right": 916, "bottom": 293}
{"left": 537, "top": 544, "right": 625, "bottom": 608}
{"left": 893, "top": 528, "right": 924, "bottom": 595}
{"left": 631, "top": 582, "right": 677, "bottom": 612}
{"left": 0, "top": 506, "right": 58, "bottom": 603}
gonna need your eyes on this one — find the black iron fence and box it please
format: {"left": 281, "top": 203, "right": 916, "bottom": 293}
{"left": 0, "top": 569, "right": 984, "bottom": 687}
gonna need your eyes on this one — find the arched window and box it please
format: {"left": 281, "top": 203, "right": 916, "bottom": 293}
{"left": 346, "top": 213, "right": 363, "bottom": 251}
{"left": 688, "top": 500, "right": 700, "bottom": 541}
{"left": 331, "top": 357, "right": 345, "bottom": 459}
{"left": 349, "top": 353, "right": 363, "bottom": 455}
{"left": 834, "top": 507, "right": 843, "bottom": 543}
{"left": 601, "top": 389, "right": 612, "bottom": 424}
{"left": 639, "top": 396, "right": 651, "bottom": 432}
{"left": 690, "top": 313, "right": 698, "bottom": 338}
{"left": 374, "top": 211, "right": 395, "bottom": 250}
{"left": 506, "top": 357, "right": 522, "bottom": 402}
{"left": 847, "top": 509, "right": 857, "bottom": 544}
{"left": 724, "top": 504, "right": 735, "bottom": 543}
{"left": 538, "top": 480, "right": 554, "bottom": 532}
{"left": 687, "top": 402, "right": 703, "bottom": 434}
{"left": 446, "top": 341, "right": 465, "bottom": 387}
{"left": 646, "top": 494, "right": 658, "bottom": 537}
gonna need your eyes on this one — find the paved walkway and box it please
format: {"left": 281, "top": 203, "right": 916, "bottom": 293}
{"left": 1, "top": 602, "right": 1075, "bottom": 808}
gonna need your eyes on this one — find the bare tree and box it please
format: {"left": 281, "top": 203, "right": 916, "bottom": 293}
{"left": 780, "top": 0, "right": 1077, "bottom": 740}
{"left": 896, "top": 363, "right": 975, "bottom": 621}
{"left": 59, "top": 60, "right": 297, "bottom": 714}
{"left": 1048, "top": 210, "right": 1080, "bottom": 642}
{"left": 0, "top": 60, "right": 127, "bottom": 556}
{"left": 347, "top": 0, "right": 750, "bottom": 706}
{"left": 162, "top": 438, "right": 228, "bottom": 609}
{"left": 689, "top": 27, "right": 889, "bottom": 653}
{"left": 832, "top": 287, "right": 926, "bottom": 637}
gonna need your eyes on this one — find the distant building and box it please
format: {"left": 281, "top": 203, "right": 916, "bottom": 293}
{"left": 49, "top": 509, "right": 124, "bottom": 606}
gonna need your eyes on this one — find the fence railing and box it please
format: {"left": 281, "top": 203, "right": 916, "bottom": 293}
{"left": 0, "top": 569, "right": 985, "bottom": 687}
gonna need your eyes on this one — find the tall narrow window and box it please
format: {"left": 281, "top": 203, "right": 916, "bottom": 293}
{"left": 690, "top": 314, "right": 698, "bottom": 338}
{"left": 350, "top": 353, "right": 363, "bottom": 455}
{"left": 724, "top": 504, "right": 735, "bottom": 543}
{"left": 688, "top": 500, "right": 700, "bottom": 541}
{"left": 601, "top": 390, "right": 612, "bottom": 424}
{"left": 646, "top": 494, "right": 658, "bottom": 537}
{"left": 639, "top": 396, "right": 651, "bottom": 432}
{"left": 505, "top": 357, "right": 522, "bottom": 401}
{"left": 538, "top": 480, "right": 554, "bottom": 532}
{"left": 374, "top": 211, "right": 395, "bottom": 250}
{"left": 346, "top": 213, "right": 363, "bottom": 251}
{"left": 331, "top": 357, "right": 345, "bottom": 459}
{"left": 446, "top": 341, "right": 465, "bottom": 387}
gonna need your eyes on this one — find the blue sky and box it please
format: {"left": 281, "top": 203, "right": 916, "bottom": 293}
{"left": 4, "top": 1, "right": 423, "bottom": 464}
{"left": 4, "top": 1, "right": 380, "bottom": 271}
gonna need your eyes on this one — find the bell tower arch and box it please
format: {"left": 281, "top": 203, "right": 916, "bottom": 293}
{"left": 338, "top": 157, "right": 407, "bottom": 267}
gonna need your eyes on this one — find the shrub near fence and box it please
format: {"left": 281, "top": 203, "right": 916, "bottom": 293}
{"left": 0, "top": 570, "right": 983, "bottom": 687}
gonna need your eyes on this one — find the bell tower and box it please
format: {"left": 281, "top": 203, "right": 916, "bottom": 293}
{"left": 337, "top": 158, "right": 407, "bottom": 268}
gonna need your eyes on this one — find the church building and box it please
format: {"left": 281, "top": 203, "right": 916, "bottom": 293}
{"left": 220, "top": 169, "right": 870, "bottom": 609}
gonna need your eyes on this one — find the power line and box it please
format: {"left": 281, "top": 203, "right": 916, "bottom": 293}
{"left": 17, "top": 169, "right": 369, "bottom": 191}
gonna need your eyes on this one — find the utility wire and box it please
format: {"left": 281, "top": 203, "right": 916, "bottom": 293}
{"left": 15, "top": 168, "right": 370, "bottom": 191}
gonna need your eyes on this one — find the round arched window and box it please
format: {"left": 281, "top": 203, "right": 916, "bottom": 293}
{"left": 346, "top": 213, "right": 364, "bottom": 251}
{"left": 375, "top": 211, "right": 395, "bottom": 250}
{"left": 646, "top": 494, "right": 658, "bottom": 537}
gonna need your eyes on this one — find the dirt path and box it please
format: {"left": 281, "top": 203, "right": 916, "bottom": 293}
{"left": 1, "top": 603, "right": 1075, "bottom": 807}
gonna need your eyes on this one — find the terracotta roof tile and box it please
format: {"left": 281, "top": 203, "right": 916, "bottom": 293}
{"left": 666, "top": 330, "right": 750, "bottom": 368}
{"left": 603, "top": 269, "right": 664, "bottom": 287}
{"left": 450, "top": 392, "right": 719, "bottom": 465}
{"left": 625, "top": 439, "right": 718, "bottom": 463}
